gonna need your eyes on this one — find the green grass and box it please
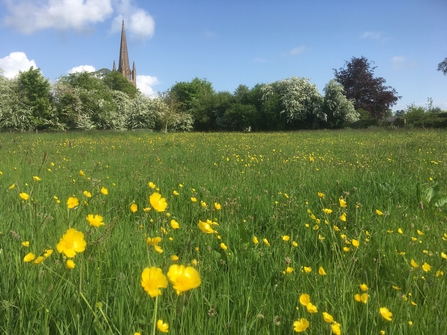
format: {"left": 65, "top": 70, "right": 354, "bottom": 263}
{"left": 0, "top": 129, "right": 446, "bottom": 335}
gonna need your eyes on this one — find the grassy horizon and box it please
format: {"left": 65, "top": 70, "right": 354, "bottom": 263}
{"left": 1, "top": 129, "right": 446, "bottom": 334}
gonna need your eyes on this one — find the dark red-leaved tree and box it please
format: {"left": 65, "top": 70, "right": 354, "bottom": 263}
{"left": 334, "top": 56, "right": 401, "bottom": 119}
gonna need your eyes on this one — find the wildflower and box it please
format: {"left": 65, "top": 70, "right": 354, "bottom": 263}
{"left": 33, "top": 176, "right": 41, "bottom": 182}
{"left": 157, "top": 319, "right": 169, "bottom": 333}
{"left": 343, "top": 247, "right": 350, "bottom": 252}
{"left": 43, "top": 249, "right": 53, "bottom": 258}
{"left": 170, "top": 219, "right": 180, "bottom": 229}
{"left": 154, "top": 245, "right": 163, "bottom": 253}
{"left": 198, "top": 220, "right": 217, "bottom": 234}
{"left": 148, "top": 182, "right": 156, "bottom": 189}
{"left": 56, "top": 228, "right": 86, "bottom": 258}
{"left": 143, "top": 207, "right": 151, "bottom": 212}
{"left": 79, "top": 170, "right": 86, "bottom": 177}
{"left": 263, "top": 238, "right": 270, "bottom": 247}
{"left": 331, "top": 322, "right": 341, "bottom": 335}
{"left": 214, "top": 202, "right": 221, "bottom": 210}
{"left": 173, "top": 190, "right": 179, "bottom": 196}
{"left": 303, "top": 266, "right": 312, "bottom": 274}
{"left": 422, "top": 262, "right": 431, "bottom": 272}
{"left": 397, "top": 228, "right": 403, "bottom": 234}
{"left": 306, "top": 303, "right": 318, "bottom": 313}
{"left": 323, "top": 208, "right": 333, "bottom": 214}
{"left": 220, "top": 243, "right": 228, "bottom": 250}
{"left": 253, "top": 236, "right": 259, "bottom": 244}
{"left": 23, "top": 252, "right": 36, "bottom": 262}
{"left": 318, "top": 192, "right": 325, "bottom": 198}
{"left": 86, "top": 214, "right": 104, "bottom": 228}
{"left": 352, "top": 239, "right": 360, "bottom": 248}
{"left": 299, "top": 294, "right": 310, "bottom": 306}
{"left": 293, "top": 318, "right": 309, "bottom": 332}
{"left": 33, "top": 256, "right": 45, "bottom": 264}
{"left": 19, "top": 192, "right": 30, "bottom": 200}
{"left": 340, "top": 213, "right": 346, "bottom": 222}
{"left": 191, "top": 197, "right": 197, "bottom": 203}
{"left": 441, "top": 252, "right": 447, "bottom": 260}
{"left": 322, "top": 312, "right": 334, "bottom": 323}
{"left": 376, "top": 209, "right": 384, "bottom": 216}
{"left": 191, "top": 259, "right": 198, "bottom": 266}
{"left": 200, "top": 200, "right": 207, "bottom": 208}
{"left": 141, "top": 267, "right": 168, "bottom": 298}
{"left": 66, "top": 197, "right": 79, "bottom": 209}
{"left": 417, "top": 229, "right": 424, "bottom": 236}
{"left": 318, "top": 266, "right": 327, "bottom": 276}
{"left": 150, "top": 193, "right": 168, "bottom": 212}
{"left": 380, "top": 307, "right": 393, "bottom": 321}
{"left": 9, "top": 184, "right": 15, "bottom": 190}
{"left": 66, "top": 260, "right": 75, "bottom": 269}
{"left": 360, "top": 283, "right": 368, "bottom": 291}
{"left": 410, "top": 259, "right": 419, "bottom": 268}
{"left": 171, "top": 255, "right": 179, "bottom": 261}
{"left": 354, "top": 293, "right": 369, "bottom": 304}
{"left": 100, "top": 187, "right": 108, "bottom": 195}
{"left": 292, "top": 241, "right": 298, "bottom": 247}
{"left": 339, "top": 198, "right": 347, "bottom": 208}
{"left": 167, "top": 264, "right": 201, "bottom": 295}
{"left": 21, "top": 241, "right": 30, "bottom": 247}
{"left": 130, "top": 203, "right": 138, "bottom": 213}
{"left": 83, "top": 190, "right": 92, "bottom": 198}
{"left": 146, "top": 237, "right": 162, "bottom": 246}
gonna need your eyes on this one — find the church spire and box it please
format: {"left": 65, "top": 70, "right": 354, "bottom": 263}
{"left": 114, "top": 19, "right": 136, "bottom": 87}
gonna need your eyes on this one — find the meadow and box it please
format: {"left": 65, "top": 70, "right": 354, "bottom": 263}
{"left": 0, "top": 129, "right": 446, "bottom": 335}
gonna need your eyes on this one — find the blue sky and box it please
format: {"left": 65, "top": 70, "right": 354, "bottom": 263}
{"left": 0, "top": 0, "right": 446, "bottom": 111}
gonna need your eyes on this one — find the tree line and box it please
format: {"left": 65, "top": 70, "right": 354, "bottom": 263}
{"left": 1, "top": 56, "right": 444, "bottom": 132}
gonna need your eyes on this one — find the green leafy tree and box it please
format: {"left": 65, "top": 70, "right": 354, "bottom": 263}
{"left": 261, "top": 77, "right": 324, "bottom": 128}
{"left": 334, "top": 56, "right": 400, "bottom": 120}
{"left": 125, "top": 93, "right": 157, "bottom": 130}
{"left": 322, "top": 80, "right": 359, "bottom": 128}
{"left": 102, "top": 69, "right": 138, "bottom": 98}
{"left": 16, "top": 66, "right": 57, "bottom": 129}
{"left": 156, "top": 90, "right": 194, "bottom": 132}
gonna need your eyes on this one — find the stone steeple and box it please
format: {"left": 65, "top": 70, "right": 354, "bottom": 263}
{"left": 114, "top": 19, "right": 136, "bottom": 87}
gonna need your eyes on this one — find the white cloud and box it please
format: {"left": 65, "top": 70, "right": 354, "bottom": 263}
{"left": 285, "top": 46, "right": 307, "bottom": 56}
{"left": 391, "top": 55, "right": 417, "bottom": 70}
{"left": 137, "top": 75, "right": 159, "bottom": 98}
{"left": 361, "top": 31, "right": 382, "bottom": 40}
{"left": 67, "top": 65, "right": 96, "bottom": 74}
{"left": 110, "top": 1, "right": 155, "bottom": 40}
{"left": 2, "top": 0, "right": 113, "bottom": 34}
{"left": 0, "top": 52, "right": 38, "bottom": 78}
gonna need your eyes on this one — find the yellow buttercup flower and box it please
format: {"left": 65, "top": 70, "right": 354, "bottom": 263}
{"left": 360, "top": 283, "right": 368, "bottom": 291}
{"left": 154, "top": 245, "right": 163, "bottom": 253}
{"left": 253, "top": 236, "right": 259, "bottom": 244}
{"left": 173, "top": 190, "right": 179, "bottom": 196}
{"left": 66, "top": 197, "right": 79, "bottom": 209}
{"left": 322, "top": 312, "right": 334, "bottom": 323}
{"left": 130, "top": 203, "right": 138, "bottom": 213}
{"left": 198, "top": 220, "right": 217, "bottom": 234}
{"left": 303, "top": 266, "right": 312, "bottom": 274}
{"left": 339, "top": 212, "right": 347, "bottom": 222}
{"left": 191, "top": 197, "right": 197, "bottom": 202}
{"left": 79, "top": 170, "right": 86, "bottom": 177}
{"left": 157, "top": 319, "right": 169, "bottom": 333}
{"left": 66, "top": 260, "right": 76, "bottom": 269}
{"left": 318, "top": 266, "right": 327, "bottom": 276}
{"left": 331, "top": 322, "right": 341, "bottom": 335}
{"left": 323, "top": 208, "right": 333, "bottom": 214}
{"left": 200, "top": 200, "right": 207, "bottom": 208}
{"left": 150, "top": 192, "right": 168, "bottom": 212}
{"left": 170, "top": 219, "right": 180, "bottom": 229}
{"left": 146, "top": 237, "right": 162, "bottom": 245}
{"left": 148, "top": 181, "right": 156, "bottom": 189}
{"left": 9, "top": 184, "right": 15, "bottom": 190}
{"left": 141, "top": 267, "right": 168, "bottom": 298}
{"left": 354, "top": 293, "right": 369, "bottom": 304}
{"left": 170, "top": 255, "right": 179, "bottom": 261}
{"left": 33, "top": 256, "right": 45, "bottom": 264}
{"left": 56, "top": 228, "right": 86, "bottom": 258}
{"left": 86, "top": 214, "right": 104, "bottom": 228}
{"left": 293, "top": 318, "right": 309, "bottom": 332}
{"left": 214, "top": 202, "right": 221, "bottom": 210}
{"left": 21, "top": 241, "right": 30, "bottom": 247}
{"left": 263, "top": 238, "right": 270, "bottom": 247}
{"left": 306, "top": 302, "right": 318, "bottom": 313}
{"left": 317, "top": 192, "right": 325, "bottom": 198}
{"left": 282, "top": 235, "right": 290, "bottom": 241}
{"left": 33, "top": 176, "right": 41, "bottom": 182}
{"left": 100, "top": 187, "right": 108, "bottom": 195}
{"left": 380, "top": 307, "right": 393, "bottom": 321}
{"left": 167, "top": 264, "right": 201, "bottom": 295}
{"left": 410, "top": 259, "right": 419, "bottom": 268}
{"left": 441, "top": 252, "right": 447, "bottom": 260}
{"left": 83, "top": 190, "right": 92, "bottom": 198}
{"left": 23, "top": 252, "right": 36, "bottom": 263}
{"left": 220, "top": 243, "right": 228, "bottom": 250}
{"left": 422, "top": 262, "right": 431, "bottom": 272}
{"left": 352, "top": 239, "right": 360, "bottom": 247}
{"left": 19, "top": 192, "right": 30, "bottom": 200}
{"left": 339, "top": 198, "right": 347, "bottom": 208}
{"left": 376, "top": 209, "right": 384, "bottom": 216}
{"left": 299, "top": 294, "right": 310, "bottom": 306}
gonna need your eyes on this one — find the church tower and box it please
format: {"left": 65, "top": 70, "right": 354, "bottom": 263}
{"left": 113, "top": 19, "right": 136, "bottom": 87}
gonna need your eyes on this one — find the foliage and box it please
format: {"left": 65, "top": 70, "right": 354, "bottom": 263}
{"left": 125, "top": 93, "right": 157, "bottom": 130}
{"left": 334, "top": 56, "right": 401, "bottom": 120}
{"left": 437, "top": 57, "right": 447, "bottom": 75}
{"left": 102, "top": 69, "right": 138, "bottom": 99}
{"left": 322, "top": 80, "right": 359, "bottom": 128}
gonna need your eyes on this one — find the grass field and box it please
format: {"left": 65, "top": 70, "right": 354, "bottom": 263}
{"left": 1, "top": 129, "right": 446, "bottom": 335}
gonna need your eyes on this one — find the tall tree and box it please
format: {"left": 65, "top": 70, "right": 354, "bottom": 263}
{"left": 322, "top": 80, "right": 359, "bottom": 128}
{"left": 334, "top": 56, "right": 400, "bottom": 119}
{"left": 438, "top": 58, "right": 447, "bottom": 75}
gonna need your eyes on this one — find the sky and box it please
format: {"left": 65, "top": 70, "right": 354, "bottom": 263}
{"left": 0, "top": 0, "right": 446, "bottom": 111}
